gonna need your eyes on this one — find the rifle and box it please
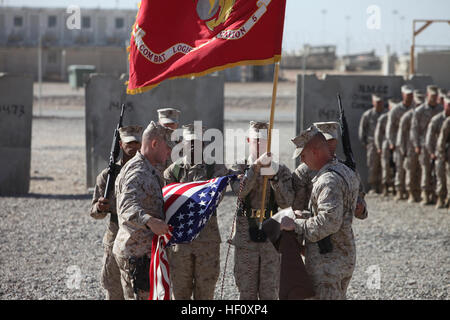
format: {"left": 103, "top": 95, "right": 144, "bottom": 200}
{"left": 103, "top": 104, "right": 125, "bottom": 199}
{"left": 430, "top": 157, "right": 436, "bottom": 194}
{"left": 389, "top": 148, "right": 397, "bottom": 193}
{"left": 337, "top": 93, "right": 356, "bottom": 170}
{"left": 317, "top": 94, "right": 356, "bottom": 255}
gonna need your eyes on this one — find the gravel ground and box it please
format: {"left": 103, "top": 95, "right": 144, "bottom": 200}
{"left": 1, "top": 96, "right": 449, "bottom": 300}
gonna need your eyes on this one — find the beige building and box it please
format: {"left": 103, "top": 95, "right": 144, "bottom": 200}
{"left": 0, "top": 6, "right": 137, "bottom": 80}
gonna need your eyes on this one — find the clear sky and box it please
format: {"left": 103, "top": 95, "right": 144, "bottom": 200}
{"left": 3, "top": 0, "right": 450, "bottom": 56}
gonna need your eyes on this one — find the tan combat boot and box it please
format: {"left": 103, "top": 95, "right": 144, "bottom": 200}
{"left": 435, "top": 196, "right": 446, "bottom": 209}
{"left": 383, "top": 184, "right": 389, "bottom": 197}
{"left": 408, "top": 191, "right": 415, "bottom": 203}
{"left": 394, "top": 190, "right": 402, "bottom": 201}
{"left": 420, "top": 191, "right": 429, "bottom": 206}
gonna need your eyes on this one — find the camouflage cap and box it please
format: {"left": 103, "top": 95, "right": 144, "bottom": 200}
{"left": 438, "top": 88, "right": 448, "bottom": 97}
{"left": 388, "top": 98, "right": 401, "bottom": 108}
{"left": 182, "top": 123, "right": 206, "bottom": 141}
{"left": 157, "top": 108, "right": 181, "bottom": 125}
{"left": 427, "top": 85, "right": 438, "bottom": 95}
{"left": 372, "top": 93, "right": 382, "bottom": 102}
{"left": 291, "top": 125, "right": 320, "bottom": 159}
{"left": 143, "top": 121, "right": 175, "bottom": 148}
{"left": 313, "top": 121, "right": 339, "bottom": 141}
{"left": 248, "top": 121, "right": 269, "bottom": 140}
{"left": 119, "top": 125, "right": 143, "bottom": 143}
{"left": 414, "top": 89, "right": 425, "bottom": 99}
{"left": 401, "top": 85, "right": 413, "bottom": 94}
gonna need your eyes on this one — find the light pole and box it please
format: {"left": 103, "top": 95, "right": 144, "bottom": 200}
{"left": 345, "top": 15, "right": 351, "bottom": 56}
{"left": 392, "top": 10, "right": 398, "bottom": 55}
{"left": 37, "top": 11, "right": 43, "bottom": 116}
{"left": 321, "top": 9, "right": 327, "bottom": 45}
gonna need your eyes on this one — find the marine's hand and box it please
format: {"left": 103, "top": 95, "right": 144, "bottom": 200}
{"left": 294, "top": 210, "right": 310, "bottom": 219}
{"left": 254, "top": 152, "right": 272, "bottom": 173}
{"left": 355, "top": 200, "right": 365, "bottom": 219}
{"left": 146, "top": 217, "right": 170, "bottom": 236}
{"left": 280, "top": 216, "right": 295, "bottom": 231}
{"left": 97, "top": 197, "right": 110, "bottom": 212}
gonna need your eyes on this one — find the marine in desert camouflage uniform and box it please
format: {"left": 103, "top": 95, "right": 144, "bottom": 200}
{"left": 90, "top": 125, "right": 143, "bottom": 300}
{"left": 292, "top": 121, "right": 367, "bottom": 220}
{"left": 434, "top": 96, "right": 450, "bottom": 208}
{"left": 410, "top": 85, "right": 443, "bottom": 205}
{"left": 156, "top": 107, "right": 181, "bottom": 183}
{"left": 163, "top": 123, "right": 229, "bottom": 300}
{"left": 358, "top": 94, "right": 385, "bottom": 193}
{"left": 229, "top": 121, "right": 294, "bottom": 300}
{"left": 112, "top": 121, "right": 174, "bottom": 300}
{"left": 282, "top": 126, "right": 360, "bottom": 300}
{"left": 375, "top": 103, "right": 394, "bottom": 196}
{"left": 425, "top": 97, "right": 450, "bottom": 208}
{"left": 396, "top": 103, "right": 421, "bottom": 203}
{"left": 386, "top": 86, "right": 414, "bottom": 200}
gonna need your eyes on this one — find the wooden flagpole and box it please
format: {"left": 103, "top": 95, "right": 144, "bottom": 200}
{"left": 258, "top": 61, "right": 280, "bottom": 229}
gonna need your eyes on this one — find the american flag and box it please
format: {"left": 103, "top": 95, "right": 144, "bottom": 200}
{"left": 149, "top": 175, "right": 234, "bottom": 300}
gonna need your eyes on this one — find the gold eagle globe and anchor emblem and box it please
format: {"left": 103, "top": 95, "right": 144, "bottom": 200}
{"left": 195, "top": 0, "right": 236, "bottom": 31}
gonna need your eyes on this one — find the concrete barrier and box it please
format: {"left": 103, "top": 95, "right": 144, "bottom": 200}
{"left": 85, "top": 73, "right": 224, "bottom": 188}
{"left": 0, "top": 73, "right": 33, "bottom": 195}
{"left": 295, "top": 74, "right": 434, "bottom": 190}
{"left": 417, "top": 51, "right": 450, "bottom": 90}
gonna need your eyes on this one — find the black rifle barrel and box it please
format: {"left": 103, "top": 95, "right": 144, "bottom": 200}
{"left": 337, "top": 93, "right": 356, "bottom": 171}
{"left": 103, "top": 104, "right": 125, "bottom": 199}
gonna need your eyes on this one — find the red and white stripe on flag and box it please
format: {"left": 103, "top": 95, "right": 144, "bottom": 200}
{"left": 149, "top": 230, "right": 172, "bottom": 300}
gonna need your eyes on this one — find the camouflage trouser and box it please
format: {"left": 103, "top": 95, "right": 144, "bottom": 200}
{"left": 101, "top": 246, "right": 124, "bottom": 300}
{"left": 394, "top": 150, "right": 406, "bottom": 193}
{"left": 381, "top": 142, "right": 393, "bottom": 186}
{"left": 435, "top": 155, "right": 448, "bottom": 198}
{"left": 114, "top": 255, "right": 150, "bottom": 300}
{"left": 419, "top": 147, "right": 433, "bottom": 192}
{"left": 168, "top": 241, "right": 220, "bottom": 300}
{"left": 405, "top": 149, "right": 421, "bottom": 194}
{"left": 366, "top": 142, "right": 382, "bottom": 188}
{"left": 307, "top": 276, "right": 352, "bottom": 300}
{"left": 234, "top": 242, "right": 280, "bottom": 300}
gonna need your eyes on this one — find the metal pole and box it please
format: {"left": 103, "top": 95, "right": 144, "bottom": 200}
{"left": 38, "top": 22, "right": 42, "bottom": 116}
{"left": 300, "top": 45, "right": 309, "bottom": 133}
{"left": 410, "top": 20, "right": 415, "bottom": 76}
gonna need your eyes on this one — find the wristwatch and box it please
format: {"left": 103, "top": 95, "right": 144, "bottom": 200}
{"left": 270, "top": 175, "right": 279, "bottom": 183}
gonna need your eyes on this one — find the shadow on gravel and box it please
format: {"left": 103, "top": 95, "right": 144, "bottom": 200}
{"left": 21, "top": 193, "right": 91, "bottom": 200}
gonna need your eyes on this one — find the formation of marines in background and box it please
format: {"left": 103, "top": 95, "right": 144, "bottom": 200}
{"left": 359, "top": 85, "right": 450, "bottom": 209}
{"left": 88, "top": 86, "right": 437, "bottom": 301}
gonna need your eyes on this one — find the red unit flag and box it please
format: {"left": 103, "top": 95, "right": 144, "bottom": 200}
{"left": 127, "top": 0, "right": 287, "bottom": 94}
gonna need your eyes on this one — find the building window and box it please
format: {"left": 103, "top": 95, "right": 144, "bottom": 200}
{"left": 82, "top": 16, "right": 91, "bottom": 29}
{"left": 14, "top": 16, "right": 23, "bottom": 27}
{"left": 115, "top": 17, "right": 124, "bottom": 29}
{"left": 48, "top": 16, "right": 57, "bottom": 28}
